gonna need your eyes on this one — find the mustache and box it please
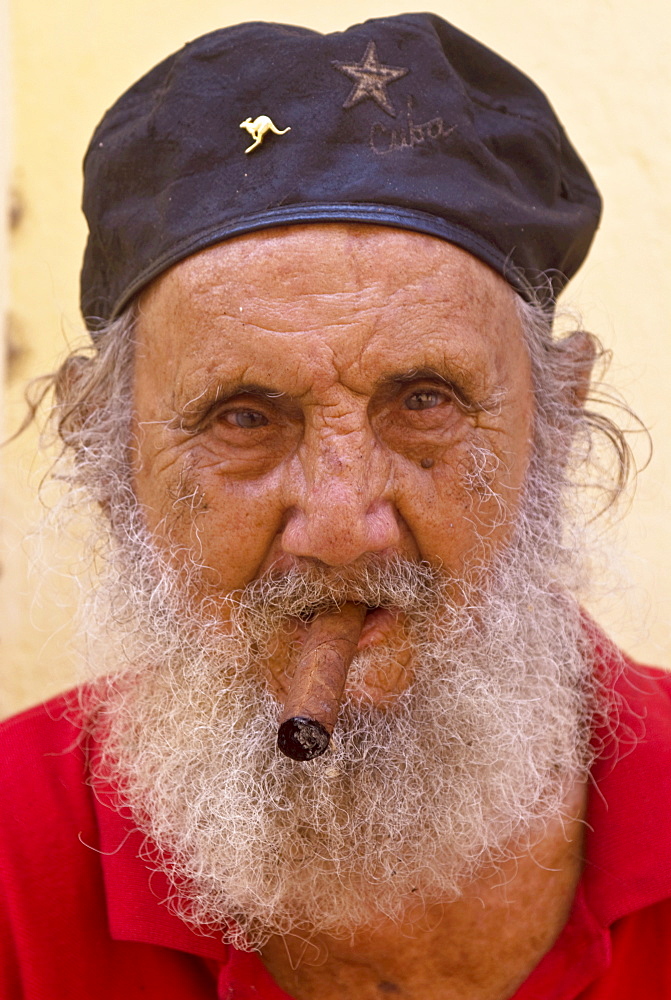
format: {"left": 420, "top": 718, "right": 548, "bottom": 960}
{"left": 225, "top": 553, "right": 444, "bottom": 623}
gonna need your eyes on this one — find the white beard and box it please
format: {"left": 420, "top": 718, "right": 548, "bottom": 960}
{"left": 80, "top": 484, "right": 603, "bottom": 951}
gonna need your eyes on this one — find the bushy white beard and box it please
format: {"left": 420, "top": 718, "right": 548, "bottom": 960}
{"left": 79, "top": 471, "right": 602, "bottom": 952}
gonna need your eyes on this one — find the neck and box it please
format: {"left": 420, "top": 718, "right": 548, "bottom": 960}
{"left": 261, "top": 782, "right": 587, "bottom": 1000}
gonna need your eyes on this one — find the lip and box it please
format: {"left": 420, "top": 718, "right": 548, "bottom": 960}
{"left": 274, "top": 605, "right": 412, "bottom": 707}
{"left": 289, "top": 605, "right": 404, "bottom": 650}
{"left": 357, "top": 606, "right": 403, "bottom": 649}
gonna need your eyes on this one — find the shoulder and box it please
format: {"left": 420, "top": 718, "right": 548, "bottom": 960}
{"left": 0, "top": 689, "right": 99, "bottom": 864}
{"left": 610, "top": 657, "right": 671, "bottom": 755}
{"left": 0, "top": 690, "right": 107, "bottom": 971}
{"left": 585, "top": 653, "right": 671, "bottom": 927}
{"left": 0, "top": 688, "right": 85, "bottom": 755}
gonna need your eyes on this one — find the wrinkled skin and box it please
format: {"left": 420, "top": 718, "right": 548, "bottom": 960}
{"left": 132, "top": 224, "right": 534, "bottom": 702}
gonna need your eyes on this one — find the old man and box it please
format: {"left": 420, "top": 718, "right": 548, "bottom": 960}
{"left": 1, "top": 13, "right": 670, "bottom": 1000}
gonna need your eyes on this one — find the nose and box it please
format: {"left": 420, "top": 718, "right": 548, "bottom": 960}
{"left": 280, "top": 428, "right": 402, "bottom": 567}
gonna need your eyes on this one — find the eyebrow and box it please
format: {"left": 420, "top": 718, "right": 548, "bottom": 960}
{"left": 177, "top": 381, "right": 286, "bottom": 413}
{"left": 174, "top": 366, "right": 497, "bottom": 420}
{"left": 375, "top": 366, "right": 485, "bottom": 412}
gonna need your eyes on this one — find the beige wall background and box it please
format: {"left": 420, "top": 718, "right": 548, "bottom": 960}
{"left": 1, "top": 0, "right": 670, "bottom": 717}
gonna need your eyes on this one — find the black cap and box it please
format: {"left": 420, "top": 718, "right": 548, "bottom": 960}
{"left": 81, "top": 13, "right": 602, "bottom": 331}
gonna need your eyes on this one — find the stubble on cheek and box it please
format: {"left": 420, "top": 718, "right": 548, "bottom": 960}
{"left": 147, "top": 460, "right": 216, "bottom": 589}
{"left": 166, "top": 462, "right": 209, "bottom": 518}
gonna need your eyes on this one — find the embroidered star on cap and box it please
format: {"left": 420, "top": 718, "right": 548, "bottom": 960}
{"left": 332, "top": 41, "right": 408, "bottom": 117}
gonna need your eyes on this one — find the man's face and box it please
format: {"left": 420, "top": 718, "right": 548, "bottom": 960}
{"left": 131, "top": 224, "right": 534, "bottom": 701}
{"left": 90, "top": 225, "right": 596, "bottom": 946}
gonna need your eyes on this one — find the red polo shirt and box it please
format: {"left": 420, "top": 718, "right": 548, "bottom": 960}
{"left": 1, "top": 650, "right": 670, "bottom": 999}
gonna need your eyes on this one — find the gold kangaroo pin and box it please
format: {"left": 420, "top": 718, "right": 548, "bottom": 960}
{"left": 239, "top": 115, "right": 291, "bottom": 154}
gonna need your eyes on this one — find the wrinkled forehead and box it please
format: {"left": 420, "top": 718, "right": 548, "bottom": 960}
{"left": 141, "top": 223, "right": 515, "bottom": 311}
{"left": 135, "top": 224, "right": 530, "bottom": 399}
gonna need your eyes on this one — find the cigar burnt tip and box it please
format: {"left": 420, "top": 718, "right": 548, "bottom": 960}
{"left": 277, "top": 716, "right": 331, "bottom": 761}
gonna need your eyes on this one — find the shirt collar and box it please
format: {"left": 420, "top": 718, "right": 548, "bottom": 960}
{"left": 94, "top": 788, "right": 229, "bottom": 962}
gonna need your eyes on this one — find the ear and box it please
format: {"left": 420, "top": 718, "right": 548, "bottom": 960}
{"left": 558, "top": 330, "right": 596, "bottom": 410}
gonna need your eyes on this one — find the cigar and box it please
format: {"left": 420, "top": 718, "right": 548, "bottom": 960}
{"left": 277, "top": 602, "right": 367, "bottom": 761}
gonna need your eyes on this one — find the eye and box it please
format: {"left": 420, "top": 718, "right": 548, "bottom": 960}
{"left": 223, "top": 408, "right": 269, "bottom": 429}
{"left": 404, "top": 389, "right": 444, "bottom": 411}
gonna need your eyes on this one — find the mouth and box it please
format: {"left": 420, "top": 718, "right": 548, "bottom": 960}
{"left": 357, "top": 606, "right": 402, "bottom": 649}
{"left": 293, "top": 605, "right": 403, "bottom": 650}
{"left": 262, "top": 603, "right": 413, "bottom": 717}
{"left": 277, "top": 601, "right": 414, "bottom": 761}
